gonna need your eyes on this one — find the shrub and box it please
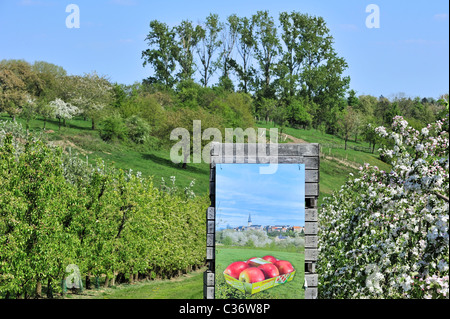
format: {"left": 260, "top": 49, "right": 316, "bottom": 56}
{"left": 99, "top": 114, "right": 128, "bottom": 142}
{"left": 125, "top": 115, "right": 150, "bottom": 144}
{"left": 318, "top": 115, "right": 449, "bottom": 299}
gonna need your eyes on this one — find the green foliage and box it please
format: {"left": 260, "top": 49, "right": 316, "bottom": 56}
{"left": 125, "top": 115, "right": 151, "bottom": 144}
{"left": 99, "top": 114, "right": 128, "bottom": 142}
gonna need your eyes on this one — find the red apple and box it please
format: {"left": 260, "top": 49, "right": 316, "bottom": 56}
{"left": 258, "top": 263, "right": 280, "bottom": 279}
{"left": 239, "top": 267, "right": 265, "bottom": 283}
{"left": 273, "top": 260, "right": 294, "bottom": 275}
{"left": 262, "top": 255, "right": 278, "bottom": 263}
{"left": 224, "top": 261, "right": 249, "bottom": 279}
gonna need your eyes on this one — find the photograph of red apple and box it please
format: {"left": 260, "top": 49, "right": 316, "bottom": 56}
{"left": 224, "top": 261, "right": 249, "bottom": 279}
{"left": 257, "top": 263, "right": 279, "bottom": 279}
{"left": 238, "top": 267, "right": 266, "bottom": 283}
{"left": 273, "top": 260, "right": 295, "bottom": 275}
{"left": 224, "top": 255, "right": 295, "bottom": 288}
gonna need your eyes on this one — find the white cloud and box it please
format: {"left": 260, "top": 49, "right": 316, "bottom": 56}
{"left": 433, "top": 13, "right": 449, "bottom": 21}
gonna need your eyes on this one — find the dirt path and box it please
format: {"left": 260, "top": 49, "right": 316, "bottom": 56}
{"left": 281, "top": 133, "right": 307, "bottom": 144}
{"left": 280, "top": 133, "right": 361, "bottom": 170}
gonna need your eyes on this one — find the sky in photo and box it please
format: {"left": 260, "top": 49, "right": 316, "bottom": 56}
{"left": 0, "top": 0, "right": 448, "bottom": 98}
{"left": 215, "top": 163, "right": 305, "bottom": 230}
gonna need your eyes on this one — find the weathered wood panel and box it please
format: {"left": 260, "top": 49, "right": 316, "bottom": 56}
{"left": 207, "top": 234, "right": 214, "bottom": 247}
{"left": 207, "top": 221, "right": 215, "bottom": 234}
{"left": 205, "top": 143, "right": 319, "bottom": 299}
{"left": 203, "top": 286, "right": 214, "bottom": 299}
{"left": 305, "top": 183, "right": 319, "bottom": 196}
{"left": 206, "top": 247, "right": 214, "bottom": 260}
{"left": 214, "top": 143, "right": 320, "bottom": 157}
{"left": 305, "top": 249, "right": 319, "bottom": 261}
{"left": 305, "top": 209, "right": 318, "bottom": 222}
{"left": 305, "top": 221, "right": 318, "bottom": 235}
{"left": 305, "top": 287, "right": 318, "bottom": 299}
{"left": 305, "top": 236, "right": 318, "bottom": 248}
{"left": 305, "top": 274, "right": 318, "bottom": 287}
{"left": 207, "top": 207, "right": 215, "bottom": 220}
{"left": 204, "top": 271, "right": 214, "bottom": 286}
{"left": 211, "top": 156, "right": 319, "bottom": 168}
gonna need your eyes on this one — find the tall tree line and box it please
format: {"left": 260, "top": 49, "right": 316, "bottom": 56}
{"left": 141, "top": 10, "right": 351, "bottom": 133}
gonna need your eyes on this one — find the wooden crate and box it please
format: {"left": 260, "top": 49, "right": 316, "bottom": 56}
{"left": 204, "top": 142, "right": 319, "bottom": 299}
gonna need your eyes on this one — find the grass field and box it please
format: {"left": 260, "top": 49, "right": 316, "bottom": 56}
{"left": 62, "top": 268, "right": 206, "bottom": 299}
{"left": 215, "top": 247, "right": 304, "bottom": 299}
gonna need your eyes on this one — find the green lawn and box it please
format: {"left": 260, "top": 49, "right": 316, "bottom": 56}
{"left": 62, "top": 268, "right": 205, "bottom": 299}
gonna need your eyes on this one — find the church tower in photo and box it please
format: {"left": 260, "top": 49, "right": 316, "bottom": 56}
{"left": 248, "top": 213, "right": 252, "bottom": 227}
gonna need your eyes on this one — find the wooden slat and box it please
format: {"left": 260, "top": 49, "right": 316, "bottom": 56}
{"left": 305, "top": 209, "right": 318, "bottom": 222}
{"left": 207, "top": 221, "right": 215, "bottom": 234}
{"left": 218, "top": 143, "right": 320, "bottom": 157}
{"left": 305, "top": 236, "right": 318, "bottom": 248}
{"left": 305, "top": 248, "right": 318, "bottom": 261}
{"left": 305, "top": 170, "right": 319, "bottom": 183}
{"left": 206, "top": 234, "right": 214, "bottom": 247}
{"left": 305, "top": 183, "right": 319, "bottom": 196}
{"left": 211, "top": 156, "right": 319, "bottom": 168}
{"left": 305, "top": 274, "right": 318, "bottom": 287}
{"left": 203, "top": 286, "right": 214, "bottom": 299}
{"left": 305, "top": 287, "right": 318, "bottom": 299}
{"left": 203, "top": 271, "right": 214, "bottom": 286}
{"left": 305, "top": 221, "right": 318, "bottom": 235}
{"left": 206, "top": 247, "right": 214, "bottom": 260}
{"left": 207, "top": 207, "right": 215, "bottom": 220}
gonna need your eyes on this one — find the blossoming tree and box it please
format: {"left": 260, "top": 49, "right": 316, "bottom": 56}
{"left": 318, "top": 112, "right": 449, "bottom": 299}
{"left": 49, "top": 98, "right": 79, "bottom": 129}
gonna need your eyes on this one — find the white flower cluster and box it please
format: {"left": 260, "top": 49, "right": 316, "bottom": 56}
{"left": 318, "top": 115, "right": 449, "bottom": 299}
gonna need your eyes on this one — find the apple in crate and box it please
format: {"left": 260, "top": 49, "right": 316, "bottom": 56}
{"left": 224, "top": 261, "right": 249, "bottom": 279}
{"left": 273, "top": 260, "right": 294, "bottom": 275}
{"left": 258, "top": 263, "right": 280, "bottom": 279}
{"left": 262, "top": 255, "right": 278, "bottom": 263}
{"left": 239, "top": 267, "right": 265, "bottom": 283}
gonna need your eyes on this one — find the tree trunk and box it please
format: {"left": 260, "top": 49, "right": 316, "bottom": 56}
{"left": 91, "top": 119, "right": 95, "bottom": 130}
{"left": 104, "top": 277, "right": 109, "bottom": 288}
{"left": 47, "top": 278, "right": 53, "bottom": 298}
{"left": 85, "top": 275, "right": 91, "bottom": 290}
{"left": 129, "top": 272, "right": 134, "bottom": 284}
{"left": 35, "top": 280, "right": 42, "bottom": 298}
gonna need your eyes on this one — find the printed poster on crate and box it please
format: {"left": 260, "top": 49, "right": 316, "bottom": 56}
{"left": 215, "top": 163, "right": 305, "bottom": 299}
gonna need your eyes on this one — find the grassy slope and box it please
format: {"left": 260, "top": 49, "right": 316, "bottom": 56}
{"left": 1, "top": 115, "right": 209, "bottom": 195}
{"left": 256, "top": 121, "right": 391, "bottom": 203}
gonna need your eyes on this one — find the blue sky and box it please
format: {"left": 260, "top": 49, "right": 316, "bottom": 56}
{"left": 0, "top": 0, "right": 448, "bottom": 99}
{"left": 215, "top": 163, "right": 305, "bottom": 229}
